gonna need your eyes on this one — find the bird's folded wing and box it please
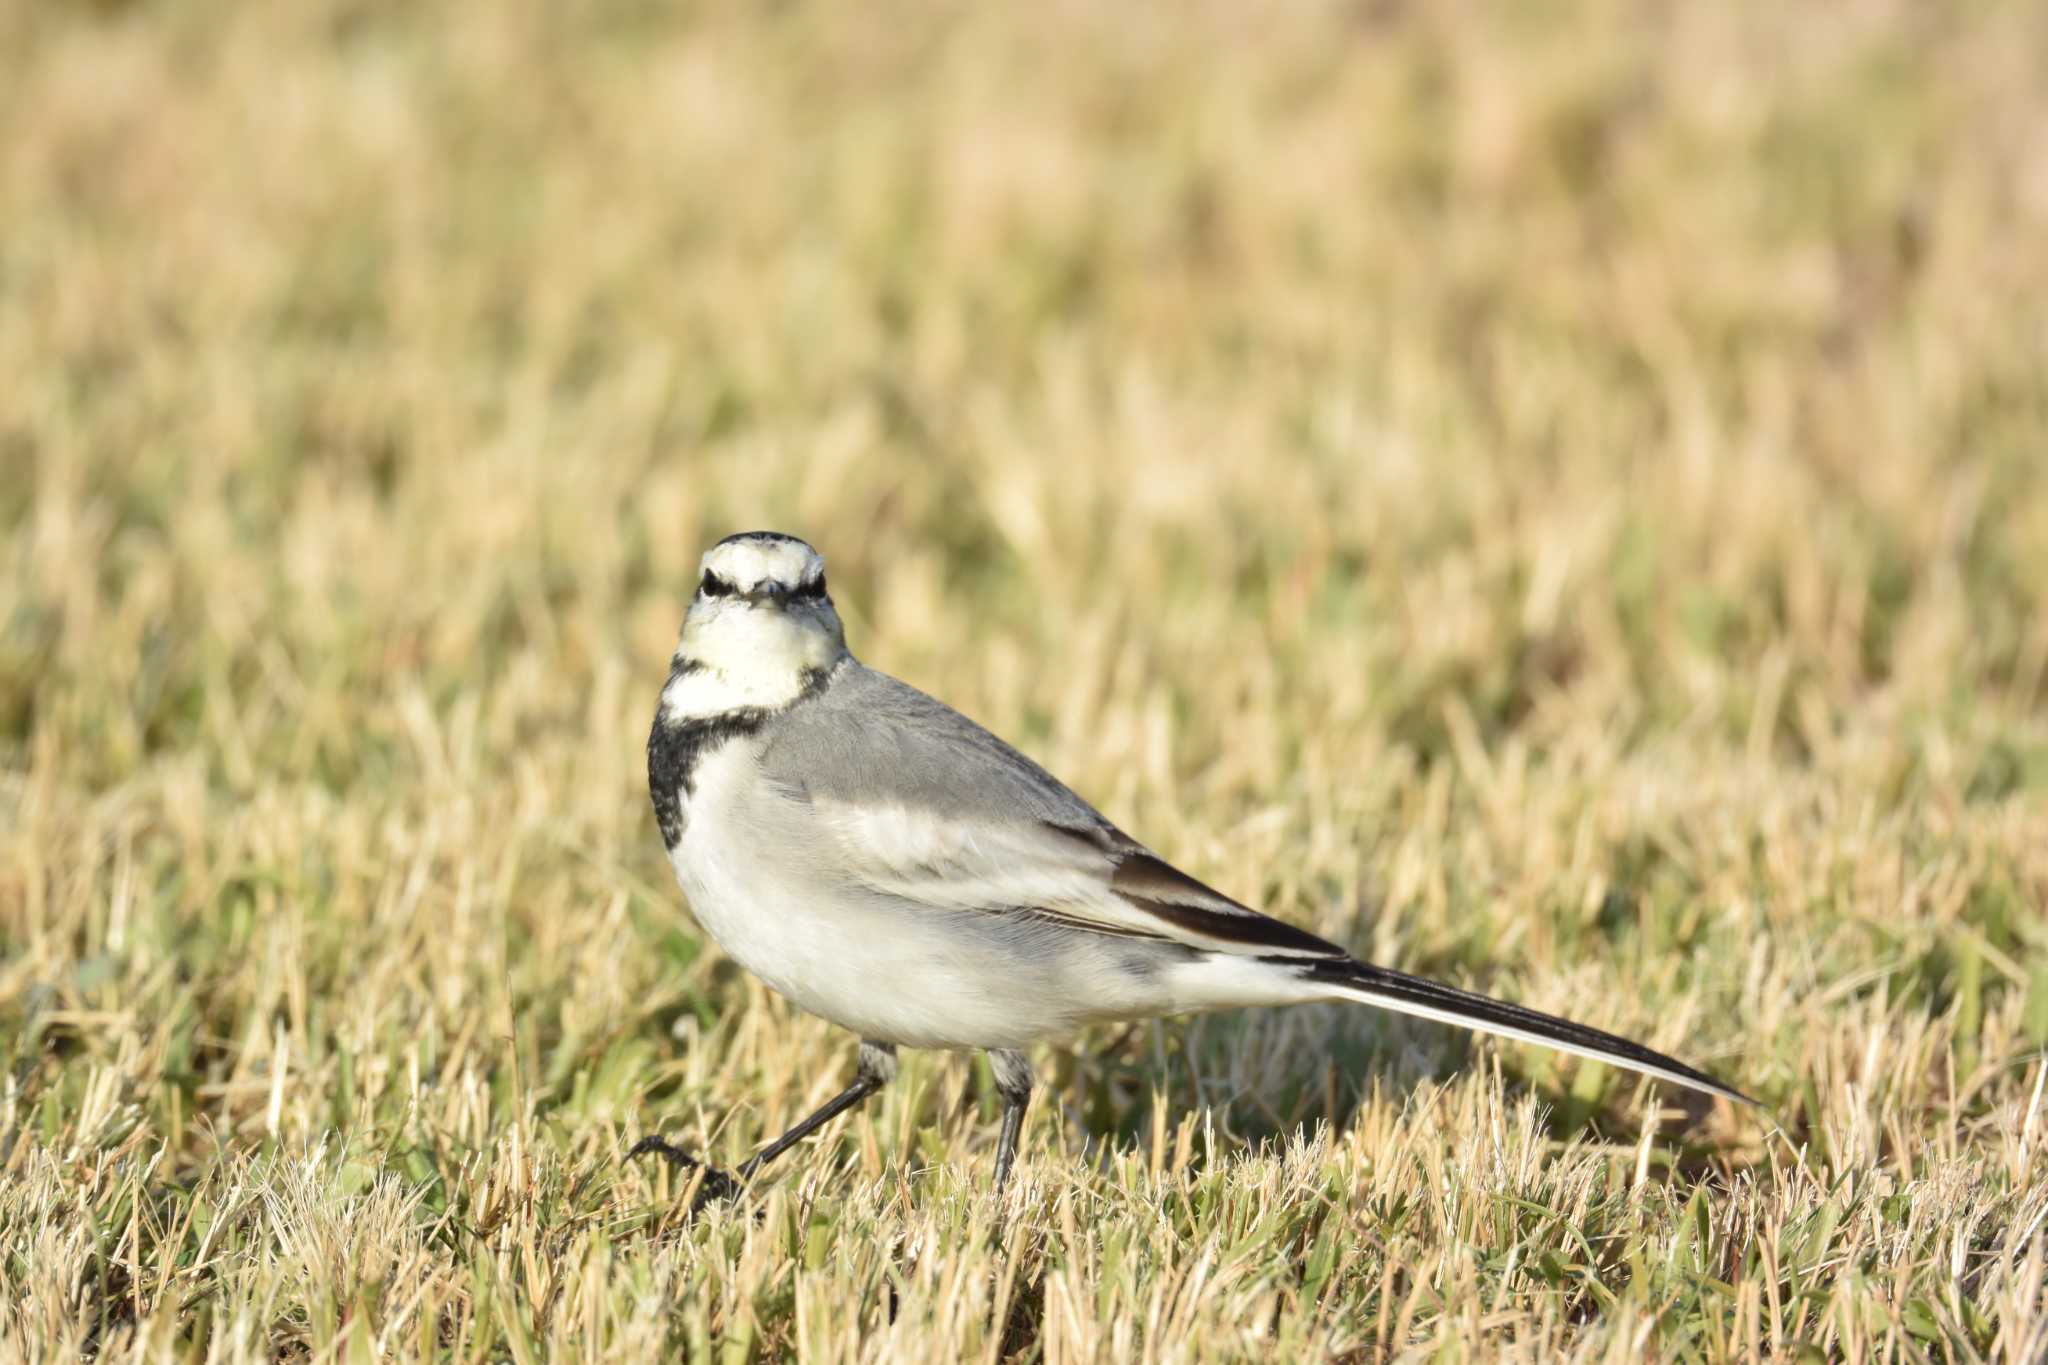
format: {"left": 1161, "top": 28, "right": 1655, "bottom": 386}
{"left": 804, "top": 797, "right": 1345, "bottom": 959}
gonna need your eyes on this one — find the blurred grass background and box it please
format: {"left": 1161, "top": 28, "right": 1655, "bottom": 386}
{"left": 3, "top": 0, "right": 2047, "bottom": 1358}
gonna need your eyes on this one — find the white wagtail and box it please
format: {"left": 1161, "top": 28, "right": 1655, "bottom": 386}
{"left": 632, "top": 532, "right": 1750, "bottom": 1201}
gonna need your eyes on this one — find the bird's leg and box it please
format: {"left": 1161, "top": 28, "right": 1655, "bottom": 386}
{"left": 631, "top": 1041, "right": 896, "bottom": 1210}
{"left": 735, "top": 1041, "right": 896, "bottom": 1180}
{"left": 988, "top": 1049, "right": 1034, "bottom": 1191}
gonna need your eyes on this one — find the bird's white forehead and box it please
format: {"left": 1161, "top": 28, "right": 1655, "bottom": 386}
{"left": 700, "top": 535, "right": 824, "bottom": 589}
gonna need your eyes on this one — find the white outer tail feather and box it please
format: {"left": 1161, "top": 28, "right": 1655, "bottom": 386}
{"left": 1309, "top": 966, "right": 1753, "bottom": 1107}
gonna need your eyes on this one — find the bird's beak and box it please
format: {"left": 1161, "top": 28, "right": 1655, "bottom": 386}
{"left": 742, "top": 582, "right": 790, "bottom": 607}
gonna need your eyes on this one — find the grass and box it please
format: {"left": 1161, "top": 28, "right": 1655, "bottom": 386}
{"left": 3, "top": 0, "right": 2047, "bottom": 1358}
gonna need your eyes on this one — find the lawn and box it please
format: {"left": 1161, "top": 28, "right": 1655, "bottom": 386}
{"left": 3, "top": 0, "right": 2047, "bottom": 1359}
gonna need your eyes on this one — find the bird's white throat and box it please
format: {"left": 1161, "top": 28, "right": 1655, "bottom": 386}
{"left": 662, "top": 606, "right": 847, "bottom": 721}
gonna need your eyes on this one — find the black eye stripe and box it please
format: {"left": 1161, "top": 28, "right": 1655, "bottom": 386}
{"left": 698, "top": 570, "right": 823, "bottom": 601}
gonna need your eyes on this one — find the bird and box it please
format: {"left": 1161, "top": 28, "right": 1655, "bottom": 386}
{"left": 632, "top": 531, "right": 1750, "bottom": 1203}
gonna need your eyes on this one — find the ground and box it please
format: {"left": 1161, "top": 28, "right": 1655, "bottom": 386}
{"left": 3, "top": 0, "right": 2047, "bottom": 1359}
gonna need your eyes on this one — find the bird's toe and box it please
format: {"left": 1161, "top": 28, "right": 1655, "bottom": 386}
{"left": 628, "top": 1136, "right": 749, "bottom": 1211}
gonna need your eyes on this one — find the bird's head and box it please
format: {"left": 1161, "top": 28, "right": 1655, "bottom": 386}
{"left": 670, "top": 532, "right": 847, "bottom": 712}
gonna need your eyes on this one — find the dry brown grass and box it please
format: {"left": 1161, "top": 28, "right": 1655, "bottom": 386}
{"left": 3, "top": 0, "right": 2047, "bottom": 1359}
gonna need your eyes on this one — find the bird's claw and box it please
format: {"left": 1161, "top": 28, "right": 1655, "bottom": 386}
{"left": 627, "top": 1135, "right": 749, "bottom": 1211}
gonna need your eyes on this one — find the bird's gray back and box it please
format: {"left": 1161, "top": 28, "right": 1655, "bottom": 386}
{"left": 755, "top": 661, "right": 1110, "bottom": 831}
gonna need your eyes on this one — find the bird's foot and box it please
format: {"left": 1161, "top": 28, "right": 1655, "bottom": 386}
{"left": 627, "top": 1135, "right": 748, "bottom": 1211}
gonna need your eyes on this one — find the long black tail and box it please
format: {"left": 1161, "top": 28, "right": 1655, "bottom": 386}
{"left": 1283, "top": 956, "right": 1754, "bottom": 1106}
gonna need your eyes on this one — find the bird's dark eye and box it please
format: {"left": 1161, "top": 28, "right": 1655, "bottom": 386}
{"left": 793, "top": 575, "right": 827, "bottom": 602}
{"left": 699, "top": 572, "right": 735, "bottom": 599}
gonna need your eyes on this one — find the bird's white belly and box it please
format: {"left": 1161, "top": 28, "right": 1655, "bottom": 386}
{"left": 664, "top": 743, "right": 1173, "bottom": 1049}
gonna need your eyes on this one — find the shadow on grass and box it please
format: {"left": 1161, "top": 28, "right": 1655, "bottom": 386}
{"left": 1043, "top": 1001, "right": 1750, "bottom": 1191}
